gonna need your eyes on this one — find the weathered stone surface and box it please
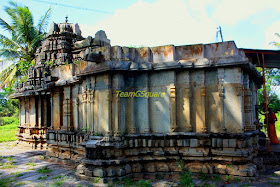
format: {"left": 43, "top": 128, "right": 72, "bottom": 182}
{"left": 12, "top": 20, "right": 263, "bottom": 184}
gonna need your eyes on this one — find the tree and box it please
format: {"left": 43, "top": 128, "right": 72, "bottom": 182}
{"left": 258, "top": 68, "right": 280, "bottom": 112}
{"left": 0, "top": 87, "right": 19, "bottom": 117}
{"left": 0, "top": 1, "right": 51, "bottom": 88}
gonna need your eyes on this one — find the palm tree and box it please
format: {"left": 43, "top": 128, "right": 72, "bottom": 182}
{"left": 0, "top": 1, "right": 51, "bottom": 88}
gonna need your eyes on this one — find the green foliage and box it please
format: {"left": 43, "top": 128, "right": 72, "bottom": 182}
{"left": 257, "top": 68, "right": 280, "bottom": 112}
{"left": 0, "top": 88, "right": 19, "bottom": 117}
{"left": 198, "top": 171, "right": 211, "bottom": 181}
{"left": 1, "top": 161, "right": 16, "bottom": 169}
{"left": 232, "top": 177, "right": 241, "bottom": 182}
{"left": 53, "top": 180, "right": 64, "bottom": 186}
{"left": 38, "top": 175, "right": 48, "bottom": 180}
{"left": 177, "top": 160, "right": 194, "bottom": 187}
{"left": 52, "top": 175, "right": 62, "bottom": 179}
{"left": 225, "top": 175, "right": 231, "bottom": 182}
{"left": 137, "top": 180, "right": 151, "bottom": 187}
{"left": 0, "top": 177, "right": 15, "bottom": 187}
{"left": 37, "top": 166, "right": 52, "bottom": 174}
{"left": 212, "top": 174, "right": 222, "bottom": 181}
{"left": 0, "top": 117, "right": 18, "bottom": 142}
{"left": 273, "top": 173, "right": 278, "bottom": 177}
{"left": 93, "top": 177, "right": 101, "bottom": 183}
{"left": 26, "top": 162, "right": 36, "bottom": 167}
{"left": 0, "top": 1, "right": 51, "bottom": 88}
{"left": 94, "top": 132, "right": 103, "bottom": 136}
{"left": 44, "top": 59, "right": 56, "bottom": 67}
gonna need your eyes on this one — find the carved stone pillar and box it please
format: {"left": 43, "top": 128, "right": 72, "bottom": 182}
{"left": 82, "top": 87, "right": 87, "bottom": 131}
{"left": 88, "top": 90, "right": 94, "bottom": 134}
{"left": 170, "top": 85, "right": 177, "bottom": 132}
{"left": 62, "top": 86, "right": 71, "bottom": 131}
{"left": 185, "top": 82, "right": 192, "bottom": 132}
{"left": 74, "top": 97, "right": 79, "bottom": 130}
{"left": 218, "top": 68, "right": 226, "bottom": 133}
{"left": 113, "top": 90, "right": 122, "bottom": 136}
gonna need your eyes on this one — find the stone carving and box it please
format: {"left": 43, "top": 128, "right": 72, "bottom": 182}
{"left": 10, "top": 21, "right": 264, "bottom": 184}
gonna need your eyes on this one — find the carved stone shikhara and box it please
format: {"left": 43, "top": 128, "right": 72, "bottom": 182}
{"left": 10, "top": 21, "right": 263, "bottom": 184}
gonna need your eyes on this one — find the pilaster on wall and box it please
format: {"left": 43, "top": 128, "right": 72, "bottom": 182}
{"left": 62, "top": 86, "right": 72, "bottom": 131}
{"left": 88, "top": 90, "right": 94, "bottom": 134}
{"left": 135, "top": 73, "right": 150, "bottom": 133}
{"left": 82, "top": 87, "right": 87, "bottom": 131}
{"left": 52, "top": 90, "right": 61, "bottom": 130}
{"left": 218, "top": 68, "right": 226, "bottom": 133}
{"left": 112, "top": 74, "right": 125, "bottom": 136}
{"left": 170, "top": 85, "right": 177, "bottom": 132}
{"left": 243, "top": 74, "right": 255, "bottom": 131}
{"left": 24, "top": 97, "right": 30, "bottom": 127}
{"left": 223, "top": 67, "right": 244, "bottom": 133}
{"left": 193, "top": 70, "right": 207, "bottom": 133}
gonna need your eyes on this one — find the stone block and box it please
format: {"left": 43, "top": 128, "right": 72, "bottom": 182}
{"left": 131, "top": 163, "right": 142, "bottom": 173}
{"left": 212, "top": 138, "right": 217, "bottom": 147}
{"left": 170, "top": 139, "right": 174, "bottom": 147}
{"left": 142, "top": 139, "right": 147, "bottom": 147}
{"left": 144, "top": 163, "right": 156, "bottom": 172}
{"left": 187, "top": 163, "right": 203, "bottom": 173}
{"left": 85, "top": 169, "right": 93, "bottom": 177}
{"left": 135, "top": 139, "right": 139, "bottom": 147}
{"left": 148, "top": 139, "right": 152, "bottom": 147}
{"left": 93, "top": 168, "right": 106, "bottom": 177}
{"left": 223, "top": 139, "right": 229, "bottom": 148}
{"left": 229, "top": 139, "right": 236, "bottom": 148}
{"left": 217, "top": 138, "right": 223, "bottom": 147}
{"left": 202, "top": 165, "right": 208, "bottom": 174}
{"left": 183, "top": 139, "right": 190, "bottom": 147}
{"left": 155, "top": 162, "right": 169, "bottom": 172}
{"left": 190, "top": 139, "right": 198, "bottom": 147}
{"left": 125, "top": 164, "right": 132, "bottom": 174}
{"left": 117, "top": 168, "right": 126, "bottom": 176}
{"left": 215, "top": 164, "right": 227, "bottom": 174}
{"left": 160, "top": 140, "right": 165, "bottom": 147}
{"left": 107, "top": 167, "right": 116, "bottom": 177}
{"left": 129, "top": 139, "right": 133, "bottom": 147}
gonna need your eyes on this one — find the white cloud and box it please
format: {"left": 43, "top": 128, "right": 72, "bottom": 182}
{"left": 79, "top": 0, "right": 280, "bottom": 48}
{"left": 212, "top": 0, "right": 280, "bottom": 26}
{"left": 264, "top": 21, "right": 280, "bottom": 49}
{"left": 80, "top": 0, "right": 218, "bottom": 47}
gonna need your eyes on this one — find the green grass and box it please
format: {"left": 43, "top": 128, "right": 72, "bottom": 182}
{"left": 0, "top": 177, "right": 15, "bottom": 187}
{"left": 26, "top": 162, "right": 36, "bottom": 167}
{"left": 38, "top": 175, "right": 48, "bottom": 180}
{"left": 52, "top": 175, "right": 62, "bottom": 179}
{"left": 37, "top": 166, "right": 52, "bottom": 174}
{"left": 0, "top": 117, "right": 18, "bottom": 143}
{"left": 1, "top": 161, "right": 16, "bottom": 169}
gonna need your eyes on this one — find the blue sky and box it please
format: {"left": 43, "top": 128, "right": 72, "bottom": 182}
{"left": 0, "top": 0, "right": 280, "bottom": 49}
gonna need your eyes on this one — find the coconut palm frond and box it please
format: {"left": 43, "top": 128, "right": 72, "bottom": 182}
{"left": 0, "top": 1, "right": 51, "bottom": 88}
{"left": 0, "top": 64, "right": 17, "bottom": 88}
{"left": 0, "top": 34, "right": 23, "bottom": 50}
{"left": 0, "top": 48, "right": 21, "bottom": 58}
{"left": 38, "top": 6, "right": 52, "bottom": 33}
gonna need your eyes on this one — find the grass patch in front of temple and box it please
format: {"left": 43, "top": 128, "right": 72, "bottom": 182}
{"left": 0, "top": 177, "right": 15, "bottom": 187}
{"left": 0, "top": 117, "right": 18, "bottom": 143}
{"left": 26, "top": 162, "right": 36, "bottom": 167}
{"left": 1, "top": 161, "right": 16, "bottom": 169}
{"left": 37, "top": 166, "right": 52, "bottom": 174}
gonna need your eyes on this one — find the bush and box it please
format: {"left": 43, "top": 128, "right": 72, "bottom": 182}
{"left": 0, "top": 117, "right": 19, "bottom": 126}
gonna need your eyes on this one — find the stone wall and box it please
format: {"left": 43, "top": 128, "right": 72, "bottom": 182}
{"left": 11, "top": 21, "right": 263, "bottom": 183}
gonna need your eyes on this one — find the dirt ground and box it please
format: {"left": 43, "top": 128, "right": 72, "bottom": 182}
{"left": 1, "top": 142, "right": 280, "bottom": 187}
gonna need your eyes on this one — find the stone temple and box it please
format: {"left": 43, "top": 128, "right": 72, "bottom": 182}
{"left": 10, "top": 21, "right": 263, "bottom": 183}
